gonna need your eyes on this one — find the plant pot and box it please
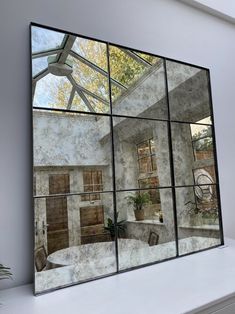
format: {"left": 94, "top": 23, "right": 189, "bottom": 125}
{"left": 134, "top": 209, "right": 145, "bottom": 221}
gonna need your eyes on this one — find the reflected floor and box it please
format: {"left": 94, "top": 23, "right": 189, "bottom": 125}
{"left": 35, "top": 237, "right": 220, "bottom": 294}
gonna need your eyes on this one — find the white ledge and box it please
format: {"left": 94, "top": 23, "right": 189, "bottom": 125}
{"left": 179, "top": 224, "right": 219, "bottom": 231}
{"left": 180, "top": 0, "right": 235, "bottom": 24}
{"left": 126, "top": 219, "right": 165, "bottom": 225}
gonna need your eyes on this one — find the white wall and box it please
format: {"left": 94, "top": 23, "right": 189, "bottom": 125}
{"left": 0, "top": 0, "right": 235, "bottom": 289}
{"left": 181, "top": 0, "right": 235, "bottom": 23}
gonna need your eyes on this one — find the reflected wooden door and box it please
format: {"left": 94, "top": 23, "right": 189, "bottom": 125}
{"left": 46, "top": 174, "right": 70, "bottom": 254}
{"left": 80, "top": 206, "right": 109, "bottom": 244}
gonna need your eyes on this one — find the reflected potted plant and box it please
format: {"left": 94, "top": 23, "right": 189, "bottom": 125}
{"left": 0, "top": 264, "right": 12, "bottom": 281}
{"left": 0, "top": 264, "right": 12, "bottom": 305}
{"left": 183, "top": 201, "right": 203, "bottom": 226}
{"left": 201, "top": 207, "right": 219, "bottom": 225}
{"left": 126, "top": 192, "right": 150, "bottom": 221}
{"left": 104, "top": 213, "right": 126, "bottom": 241}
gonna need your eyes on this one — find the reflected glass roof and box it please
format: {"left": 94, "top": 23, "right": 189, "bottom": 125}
{"left": 32, "top": 27, "right": 65, "bottom": 53}
{"left": 32, "top": 26, "right": 160, "bottom": 113}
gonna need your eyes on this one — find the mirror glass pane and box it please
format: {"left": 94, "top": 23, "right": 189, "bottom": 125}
{"left": 171, "top": 122, "right": 216, "bottom": 186}
{"left": 32, "top": 26, "right": 65, "bottom": 53}
{"left": 109, "top": 46, "right": 168, "bottom": 119}
{"left": 116, "top": 188, "right": 176, "bottom": 270}
{"left": 113, "top": 117, "right": 172, "bottom": 190}
{"left": 34, "top": 192, "right": 116, "bottom": 294}
{"left": 33, "top": 112, "right": 113, "bottom": 196}
{"left": 166, "top": 60, "right": 212, "bottom": 123}
{"left": 176, "top": 186, "right": 221, "bottom": 256}
{"left": 32, "top": 27, "right": 110, "bottom": 113}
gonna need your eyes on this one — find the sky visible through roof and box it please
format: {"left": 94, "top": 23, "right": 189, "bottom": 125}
{"left": 31, "top": 26, "right": 159, "bottom": 113}
{"left": 31, "top": 25, "right": 211, "bottom": 133}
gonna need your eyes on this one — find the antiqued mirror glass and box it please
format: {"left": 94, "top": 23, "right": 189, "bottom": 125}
{"left": 176, "top": 185, "right": 220, "bottom": 255}
{"left": 32, "top": 24, "right": 223, "bottom": 295}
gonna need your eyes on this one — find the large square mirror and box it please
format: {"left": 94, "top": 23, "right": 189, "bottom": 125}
{"left": 31, "top": 23, "right": 223, "bottom": 295}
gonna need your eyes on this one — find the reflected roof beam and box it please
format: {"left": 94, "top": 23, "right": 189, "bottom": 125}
{"left": 130, "top": 51, "right": 153, "bottom": 66}
{"left": 67, "top": 75, "right": 109, "bottom": 106}
{"left": 69, "top": 50, "right": 127, "bottom": 90}
{"left": 33, "top": 68, "right": 49, "bottom": 82}
{"left": 67, "top": 87, "right": 76, "bottom": 110}
{"left": 76, "top": 89, "right": 95, "bottom": 112}
{"left": 120, "top": 48, "right": 152, "bottom": 67}
{"left": 32, "top": 48, "right": 63, "bottom": 59}
{"left": 67, "top": 75, "right": 95, "bottom": 112}
{"left": 57, "top": 35, "right": 76, "bottom": 64}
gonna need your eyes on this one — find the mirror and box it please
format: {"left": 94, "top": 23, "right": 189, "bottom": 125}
{"left": 32, "top": 24, "right": 223, "bottom": 295}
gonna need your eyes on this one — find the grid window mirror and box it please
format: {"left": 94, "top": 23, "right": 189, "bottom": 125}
{"left": 32, "top": 23, "right": 224, "bottom": 295}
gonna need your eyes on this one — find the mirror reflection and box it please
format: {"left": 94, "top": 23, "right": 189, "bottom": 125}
{"left": 116, "top": 188, "right": 176, "bottom": 270}
{"left": 166, "top": 61, "right": 212, "bottom": 123}
{"left": 171, "top": 122, "right": 216, "bottom": 186}
{"left": 113, "top": 117, "right": 172, "bottom": 190}
{"left": 32, "top": 25, "right": 223, "bottom": 295}
{"left": 176, "top": 185, "right": 220, "bottom": 255}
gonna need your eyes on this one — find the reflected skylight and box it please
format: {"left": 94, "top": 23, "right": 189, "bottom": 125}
{"left": 190, "top": 123, "right": 212, "bottom": 139}
{"left": 34, "top": 74, "right": 72, "bottom": 109}
{"left": 72, "top": 37, "right": 107, "bottom": 70}
{"left": 32, "top": 26, "right": 65, "bottom": 53}
{"left": 133, "top": 51, "right": 159, "bottom": 65}
{"left": 71, "top": 92, "right": 89, "bottom": 112}
{"left": 111, "top": 84, "right": 122, "bottom": 101}
{"left": 32, "top": 26, "right": 157, "bottom": 112}
{"left": 86, "top": 95, "right": 109, "bottom": 113}
{"left": 32, "top": 55, "right": 55, "bottom": 77}
{"left": 68, "top": 55, "right": 109, "bottom": 101}
{"left": 109, "top": 46, "right": 146, "bottom": 88}
{"left": 196, "top": 117, "right": 212, "bottom": 125}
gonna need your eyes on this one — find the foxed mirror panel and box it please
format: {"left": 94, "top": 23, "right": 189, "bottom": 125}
{"left": 32, "top": 26, "right": 110, "bottom": 113}
{"left": 176, "top": 186, "right": 221, "bottom": 256}
{"left": 113, "top": 117, "right": 172, "bottom": 191}
{"left": 171, "top": 122, "right": 217, "bottom": 187}
{"left": 109, "top": 45, "right": 168, "bottom": 119}
{"left": 33, "top": 112, "right": 113, "bottom": 196}
{"left": 166, "top": 60, "right": 212, "bottom": 124}
{"left": 116, "top": 188, "right": 176, "bottom": 270}
{"left": 34, "top": 192, "right": 116, "bottom": 294}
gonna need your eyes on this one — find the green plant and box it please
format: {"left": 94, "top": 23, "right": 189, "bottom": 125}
{"left": 184, "top": 201, "right": 201, "bottom": 215}
{"left": 104, "top": 213, "right": 126, "bottom": 239}
{"left": 126, "top": 192, "right": 150, "bottom": 211}
{"left": 201, "top": 207, "right": 218, "bottom": 221}
{"left": 0, "top": 264, "right": 12, "bottom": 281}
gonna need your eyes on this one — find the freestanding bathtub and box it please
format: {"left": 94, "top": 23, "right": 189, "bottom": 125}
{"left": 35, "top": 236, "right": 220, "bottom": 294}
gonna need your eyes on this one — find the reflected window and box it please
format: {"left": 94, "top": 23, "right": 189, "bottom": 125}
{"left": 191, "top": 124, "right": 213, "bottom": 161}
{"left": 81, "top": 170, "right": 103, "bottom": 201}
{"left": 137, "top": 139, "right": 161, "bottom": 219}
{"left": 137, "top": 139, "right": 157, "bottom": 173}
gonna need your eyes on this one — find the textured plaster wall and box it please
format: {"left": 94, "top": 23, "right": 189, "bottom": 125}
{"left": 1, "top": 0, "right": 235, "bottom": 289}
{"left": 33, "top": 112, "right": 111, "bottom": 166}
